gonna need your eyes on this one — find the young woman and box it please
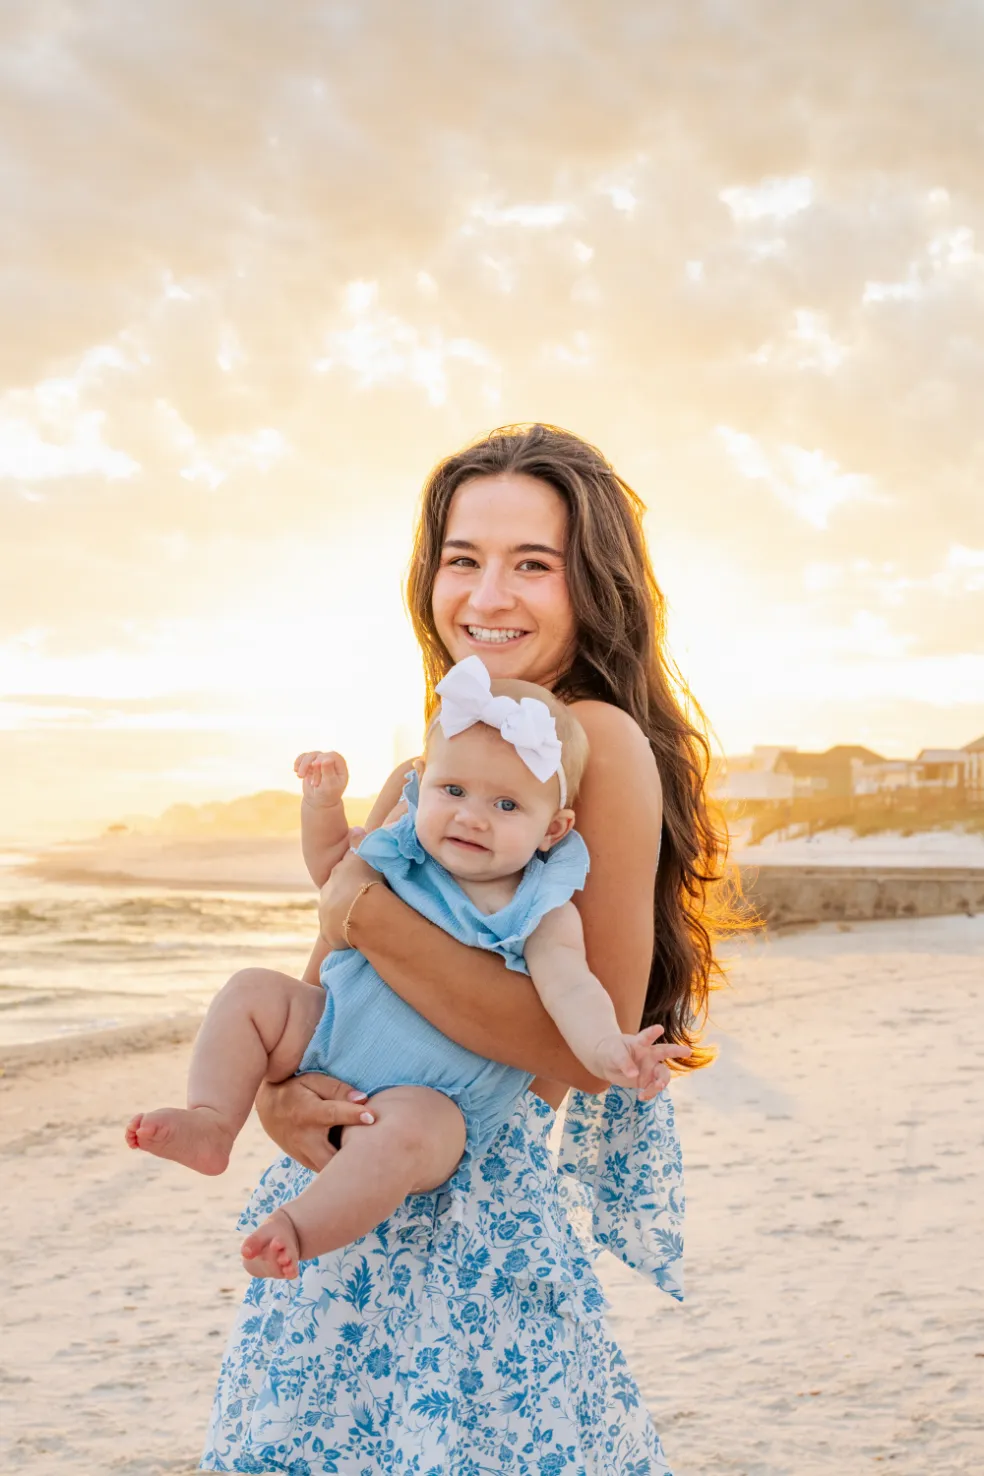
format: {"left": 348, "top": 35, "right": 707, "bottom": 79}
{"left": 202, "top": 424, "right": 728, "bottom": 1476}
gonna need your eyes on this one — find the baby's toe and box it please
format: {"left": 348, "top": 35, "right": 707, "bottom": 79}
{"left": 271, "top": 1239, "right": 297, "bottom": 1271}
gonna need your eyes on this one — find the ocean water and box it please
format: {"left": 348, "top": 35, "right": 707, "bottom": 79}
{"left": 0, "top": 853, "right": 318, "bottom": 1047}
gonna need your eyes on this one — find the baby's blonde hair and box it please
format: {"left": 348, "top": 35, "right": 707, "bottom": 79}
{"left": 427, "top": 678, "right": 589, "bottom": 806}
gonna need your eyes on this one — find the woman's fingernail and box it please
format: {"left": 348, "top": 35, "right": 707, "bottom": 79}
{"left": 360, "top": 1112, "right": 375, "bottom": 1124}
{"left": 349, "top": 1091, "right": 368, "bottom": 1102}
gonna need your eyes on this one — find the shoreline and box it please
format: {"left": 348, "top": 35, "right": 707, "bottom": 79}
{"left": 0, "top": 1011, "right": 205, "bottom": 1075}
{"left": 18, "top": 836, "right": 313, "bottom": 894}
{"left": 21, "top": 861, "right": 312, "bottom": 894}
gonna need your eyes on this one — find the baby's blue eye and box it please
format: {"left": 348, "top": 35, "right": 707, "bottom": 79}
{"left": 495, "top": 798, "right": 518, "bottom": 812}
{"left": 444, "top": 785, "right": 465, "bottom": 797}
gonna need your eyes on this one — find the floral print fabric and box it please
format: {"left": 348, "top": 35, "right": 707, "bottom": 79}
{"left": 202, "top": 1089, "right": 681, "bottom": 1475}
{"left": 558, "top": 1085, "right": 685, "bottom": 1301}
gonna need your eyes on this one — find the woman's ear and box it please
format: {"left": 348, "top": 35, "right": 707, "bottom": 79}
{"left": 539, "top": 808, "right": 576, "bottom": 851}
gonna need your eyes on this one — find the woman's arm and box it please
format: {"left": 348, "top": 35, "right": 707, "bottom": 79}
{"left": 335, "top": 875, "right": 598, "bottom": 1089}
{"left": 327, "top": 704, "right": 663, "bottom": 1094}
{"left": 566, "top": 700, "right": 662, "bottom": 1036}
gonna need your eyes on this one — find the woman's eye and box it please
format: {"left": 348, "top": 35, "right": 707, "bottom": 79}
{"left": 446, "top": 556, "right": 479, "bottom": 569}
{"left": 495, "top": 798, "right": 518, "bottom": 812}
{"left": 517, "top": 559, "right": 549, "bottom": 572}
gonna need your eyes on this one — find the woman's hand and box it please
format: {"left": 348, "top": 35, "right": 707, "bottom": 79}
{"left": 317, "top": 830, "right": 382, "bottom": 950}
{"left": 255, "top": 1073, "right": 375, "bottom": 1173}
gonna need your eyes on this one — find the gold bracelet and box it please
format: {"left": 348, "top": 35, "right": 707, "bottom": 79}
{"left": 342, "top": 879, "right": 383, "bottom": 948}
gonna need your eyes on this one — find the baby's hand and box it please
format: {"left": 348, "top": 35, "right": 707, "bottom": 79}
{"left": 295, "top": 751, "right": 349, "bottom": 809}
{"left": 592, "top": 1024, "right": 692, "bottom": 1101}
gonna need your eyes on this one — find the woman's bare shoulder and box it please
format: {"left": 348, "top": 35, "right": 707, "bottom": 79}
{"left": 566, "top": 700, "right": 659, "bottom": 783}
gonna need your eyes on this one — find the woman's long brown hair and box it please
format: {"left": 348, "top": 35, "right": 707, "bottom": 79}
{"left": 407, "top": 423, "right": 741, "bottom": 1069}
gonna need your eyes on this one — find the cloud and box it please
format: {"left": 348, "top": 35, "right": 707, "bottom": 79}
{"left": 0, "top": 352, "right": 139, "bottom": 483}
{"left": 0, "top": 0, "right": 982, "bottom": 825}
{"left": 715, "top": 428, "right": 877, "bottom": 530}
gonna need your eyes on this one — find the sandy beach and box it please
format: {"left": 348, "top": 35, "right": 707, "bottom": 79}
{"left": 3, "top": 912, "right": 982, "bottom": 1475}
{"left": 731, "top": 826, "right": 984, "bottom": 870}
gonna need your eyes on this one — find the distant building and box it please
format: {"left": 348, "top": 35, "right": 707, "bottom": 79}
{"left": 852, "top": 758, "right": 921, "bottom": 795}
{"left": 965, "top": 736, "right": 984, "bottom": 802}
{"left": 774, "top": 745, "right": 884, "bottom": 800}
{"left": 715, "top": 767, "right": 795, "bottom": 802}
{"left": 715, "top": 738, "right": 984, "bottom": 806}
{"left": 712, "top": 746, "right": 795, "bottom": 802}
{"left": 915, "top": 748, "right": 969, "bottom": 791}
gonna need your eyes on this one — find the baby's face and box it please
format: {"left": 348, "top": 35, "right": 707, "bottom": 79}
{"left": 415, "top": 724, "right": 572, "bottom": 883}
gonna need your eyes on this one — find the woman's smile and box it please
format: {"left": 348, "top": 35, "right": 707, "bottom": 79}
{"left": 463, "top": 624, "right": 530, "bottom": 647}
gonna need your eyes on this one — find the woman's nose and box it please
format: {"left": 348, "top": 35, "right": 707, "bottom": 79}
{"left": 468, "top": 562, "right": 516, "bottom": 615}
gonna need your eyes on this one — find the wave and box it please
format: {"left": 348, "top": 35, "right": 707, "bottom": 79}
{"left": 0, "top": 878, "right": 321, "bottom": 1044}
{"left": 0, "top": 891, "right": 317, "bottom": 940}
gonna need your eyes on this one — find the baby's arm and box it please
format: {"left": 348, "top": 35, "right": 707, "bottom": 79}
{"left": 295, "top": 751, "right": 352, "bottom": 888}
{"left": 524, "top": 904, "right": 686, "bottom": 1097}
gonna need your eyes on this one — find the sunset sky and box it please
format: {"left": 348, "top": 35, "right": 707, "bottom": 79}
{"left": 2, "top": 1, "right": 983, "bottom": 837}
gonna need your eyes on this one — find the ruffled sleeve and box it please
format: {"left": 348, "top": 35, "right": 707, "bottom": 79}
{"left": 529, "top": 828, "right": 590, "bottom": 918}
{"left": 556, "top": 1083, "right": 685, "bottom": 1301}
{"left": 354, "top": 771, "right": 427, "bottom": 882}
{"left": 495, "top": 828, "right": 590, "bottom": 972}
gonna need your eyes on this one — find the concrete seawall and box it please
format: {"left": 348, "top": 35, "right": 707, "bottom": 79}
{"left": 739, "top": 865, "right": 984, "bottom": 929}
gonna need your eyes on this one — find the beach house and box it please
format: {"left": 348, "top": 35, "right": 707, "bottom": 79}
{"left": 773, "top": 746, "right": 885, "bottom": 800}
{"left": 915, "top": 748, "right": 970, "bottom": 792}
{"left": 961, "top": 736, "right": 984, "bottom": 803}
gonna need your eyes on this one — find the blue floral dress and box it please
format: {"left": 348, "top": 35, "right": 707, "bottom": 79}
{"left": 202, "top": 1080, "right": 683, "bottom": 1475}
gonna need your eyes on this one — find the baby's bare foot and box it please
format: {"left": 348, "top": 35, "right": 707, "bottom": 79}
{"left": 241, "top": 1209, "right": 301, "bottom": 1280}
{"left": 124, "top": 1107, "right": 233, "bottom": 1176}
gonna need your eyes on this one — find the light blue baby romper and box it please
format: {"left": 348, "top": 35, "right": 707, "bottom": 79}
{"left": 203, "top": 771, "right": 685, "bottom": 1475}
{"left": 297, "top": 770, "right": 591, "bottom": 1171}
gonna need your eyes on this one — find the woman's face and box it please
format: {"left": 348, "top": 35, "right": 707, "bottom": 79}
{"left": 432, "top": 473, "right": 577, "bottom": 689}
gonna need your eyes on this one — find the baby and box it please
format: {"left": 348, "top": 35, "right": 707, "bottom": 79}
{"left": 126, "top": 657, "right": 684, "bottom": 1279}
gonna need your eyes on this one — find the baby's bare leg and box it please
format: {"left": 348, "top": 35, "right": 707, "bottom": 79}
{"left": 241, "top": 1085, "right": 466, "bottom": 1277}
{"left": 125, "top": 968, "right": 324, "bottom": 1175}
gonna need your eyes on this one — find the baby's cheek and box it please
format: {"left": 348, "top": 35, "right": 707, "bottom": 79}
{"left": 509, "top": 818, "right": 543, "bottom": 862}
{"left": 413, "top": 803, "right": 441, "bottom": 854}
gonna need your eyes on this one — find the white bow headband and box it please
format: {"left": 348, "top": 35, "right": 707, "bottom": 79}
{"left": 435, "top": 656, "right": 568, "bottom": 807}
